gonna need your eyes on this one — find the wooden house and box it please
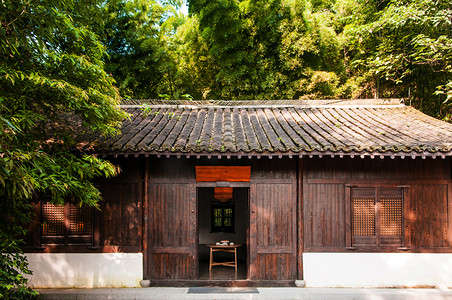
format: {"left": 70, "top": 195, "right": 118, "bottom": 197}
{"left": 24, "top": 99, "right": 452, "bottom": 288}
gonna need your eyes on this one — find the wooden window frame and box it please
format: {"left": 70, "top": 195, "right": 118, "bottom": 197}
{"left": 40, "top": 199, "right": 94, "bottom": 246}
{"left": 346, "top": 184, "right": 406, "bottom": 250}
{"left": 211, "top": 201, "right": 235, "bottom": 233}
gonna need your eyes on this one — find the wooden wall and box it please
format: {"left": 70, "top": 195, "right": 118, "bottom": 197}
{"left": 303, "top": 157, "right": 452, "bottom": 252}
{"left": 24, "top": 153, "right": 451, "bottom": 282}
{"left": 249, "top": 158, "right": 298, "bottom": 281}
{"left": 408, "top": 184, "right": 449, "bottom": 248}
{"left": 145, "top": 156, "right": 300, "bottom": 281}
{"left": 96, "top": 157, "right": 143, "bottom": 252}
{"left": 146, "top": 157, "right": 197, "bottom": 280}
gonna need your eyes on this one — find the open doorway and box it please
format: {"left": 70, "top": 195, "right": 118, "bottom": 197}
{"left": 197, "top": 187, "right": 248, "bottom": 280}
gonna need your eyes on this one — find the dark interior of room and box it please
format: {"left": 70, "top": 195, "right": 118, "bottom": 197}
{"left": 197, "top": 187, "right": 248, "bottom": 280}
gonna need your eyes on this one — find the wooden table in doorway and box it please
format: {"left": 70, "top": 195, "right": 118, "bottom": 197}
{"left": 206, "top": 244, "right": 243, "bottom": 273}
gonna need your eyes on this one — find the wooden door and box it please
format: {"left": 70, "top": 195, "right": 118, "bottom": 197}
{"left": 147, "top": 182, "right": 197, "bottom": 280}
{"left": 249, "top": 181, "right": 297, "bottom": 280}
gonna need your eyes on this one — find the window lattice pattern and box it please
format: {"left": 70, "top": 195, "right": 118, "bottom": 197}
{"left": 213, "top": 208, "right": 223, "bottom": 227}
{"left": 69, "top": 205, "right": 92, "bottom": 236}
{"left": 352, "top": 198, "right": 375, "bottom": 237}
{"left": 380, "top": 198, "right": 402, "bottom": 236}
{"left": 42, "top": 203, "right": 65, "bottom": 236}
{"left": 224, "top": 208, "right": 232, "bottom": 227}
{"left": 212, "top": 204, "right": 234, "bottom": 233}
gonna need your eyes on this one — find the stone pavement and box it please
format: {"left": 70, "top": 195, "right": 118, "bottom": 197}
{"left": 37, "top": 287, "right": 452, "bottom": 300}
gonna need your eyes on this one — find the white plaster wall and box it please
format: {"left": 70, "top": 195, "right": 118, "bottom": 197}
{"left": 25, "top": 253, "right": 143, "bottom": 288}
{"left": 303, "top": 253, "right": 452, "bottom": 288}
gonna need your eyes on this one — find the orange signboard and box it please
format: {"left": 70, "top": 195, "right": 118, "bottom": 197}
{"left": 195, "top": 166, "right": 251, "bottom": 182}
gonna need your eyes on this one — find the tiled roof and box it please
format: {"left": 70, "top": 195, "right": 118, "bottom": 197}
{"left": 96, "top": 99, "right": 452, "bottom": 158}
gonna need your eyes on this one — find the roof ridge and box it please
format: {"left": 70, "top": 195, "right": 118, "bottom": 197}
{"left": 120, "top": 99, "right": 405, "bottom": 108}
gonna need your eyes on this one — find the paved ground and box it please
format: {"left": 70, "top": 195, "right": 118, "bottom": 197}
{"left": 37, "top": 287, "right": 452, "bottom": 300}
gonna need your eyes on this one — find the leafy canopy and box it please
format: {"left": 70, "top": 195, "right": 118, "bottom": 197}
{"left": 101, "top": 0, "right": 450, "bottom": 120}
{"left": 0, "top": 0, "right": 126, "bottom": 298}
{"left": 345, "top": 0, "right": 452, "bottom": 120}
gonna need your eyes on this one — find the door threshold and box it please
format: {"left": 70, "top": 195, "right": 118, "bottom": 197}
{"left": 147, "top": 279, "right": 296, "bottom": 287}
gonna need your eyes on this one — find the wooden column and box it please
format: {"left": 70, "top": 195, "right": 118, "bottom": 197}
{"left": 345, "top": 185, "right": 352, "bottom": 248}
{"left": 403, "top": 185, "right": 412, "bottom": 249}
{"left": 189, "top": 183, "right": 197, "bottom": 279}
{"left": 142, "top": 157, "right": 150, "bottom": 279}
{"left": 248, "top": 183, "right": 257, "bottom": 279}
{"left": 297, "top": 158, "right": 304, "bottom": 280}
{"left": 448, "top": 180, "right": 452, "bottom": 247}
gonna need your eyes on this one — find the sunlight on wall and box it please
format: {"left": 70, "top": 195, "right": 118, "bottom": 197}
{"left": 304, "top": 253, "right": 452, "bottom": 288}
{"left": 25, "top": 253, "right": 143, "bottom": 288}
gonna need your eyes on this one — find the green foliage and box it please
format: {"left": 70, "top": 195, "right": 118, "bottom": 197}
{"left": 189, "top": 0, "right": 254, "bottom": 98}
{"left": 304, "top": 71, "right": 340, "bottom": 98}
{"left": 92, "top": 0, "right": 185, "bottom": 99}
{"left": 0, "top": 227, "right": 38, "bottom": 299}
{"left": 166, "top": 16, "right": 217, "bottom": 99}
{"left": 95, "top": 0, "right": 450, "bottom": 120}
{"left": 344, "top": 0, "right": 452, "bottom": 120}
{"left": 184, "top": 0, "right": 347, "bottom": 99}
{"left": 279, "top": 0, "right": 345, "bottom": 98}
{"left": 98, "top": 0, "right": 352, "bottom": 100}
{"left": 0, "top": 0, "right": 126, "bottom": 296}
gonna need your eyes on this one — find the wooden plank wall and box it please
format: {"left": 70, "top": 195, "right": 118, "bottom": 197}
{"left": 303, "top": 157, "right": 452, "bottom": 252}
{"left": 97, "top": 157, "right": 143, "bottom": 252}
{"left": 98, "top": 182, "right": 142, "bottom": 251}
{"left": 147, "top": 157, "right": 197, "bottom": 280}
{"left": 408, "top": 184, "right": 449, "bottom": 248}
{"left": 249, "top": 158, "right": 297, "bottom": 280}
{"left": 305, "top": 183, "right": 345, "bottom": 249}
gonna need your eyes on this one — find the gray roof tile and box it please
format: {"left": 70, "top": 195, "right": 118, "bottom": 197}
{"left": 95, "top": 99, "right": 452, "bottom": 157}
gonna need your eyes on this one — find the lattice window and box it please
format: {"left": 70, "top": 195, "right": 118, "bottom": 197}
{"left": 213, "top": 208, "right": 223, "bottom": 228}
{"left": 224, "top": 208, "right": 233, "bottom": 227}
{"left": 211, "top": 202, "right": 234, "bottom": 233}
{"left": 352, "top": 198, "right": 375, "bottom": 237}
{"left": 380, "top": 197, "right": 402, "bottom": 236}
{"left": 42, "top": 203, "right": 65, "bottom": 236}
{"left": 350, "top": 187, "right": 404, "bottom": 247}
{"left": 69, "top": 205, "right": 93, "bottom": 236}
{"left": 41, "top": 202, "right": 93, "bottom": 245}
